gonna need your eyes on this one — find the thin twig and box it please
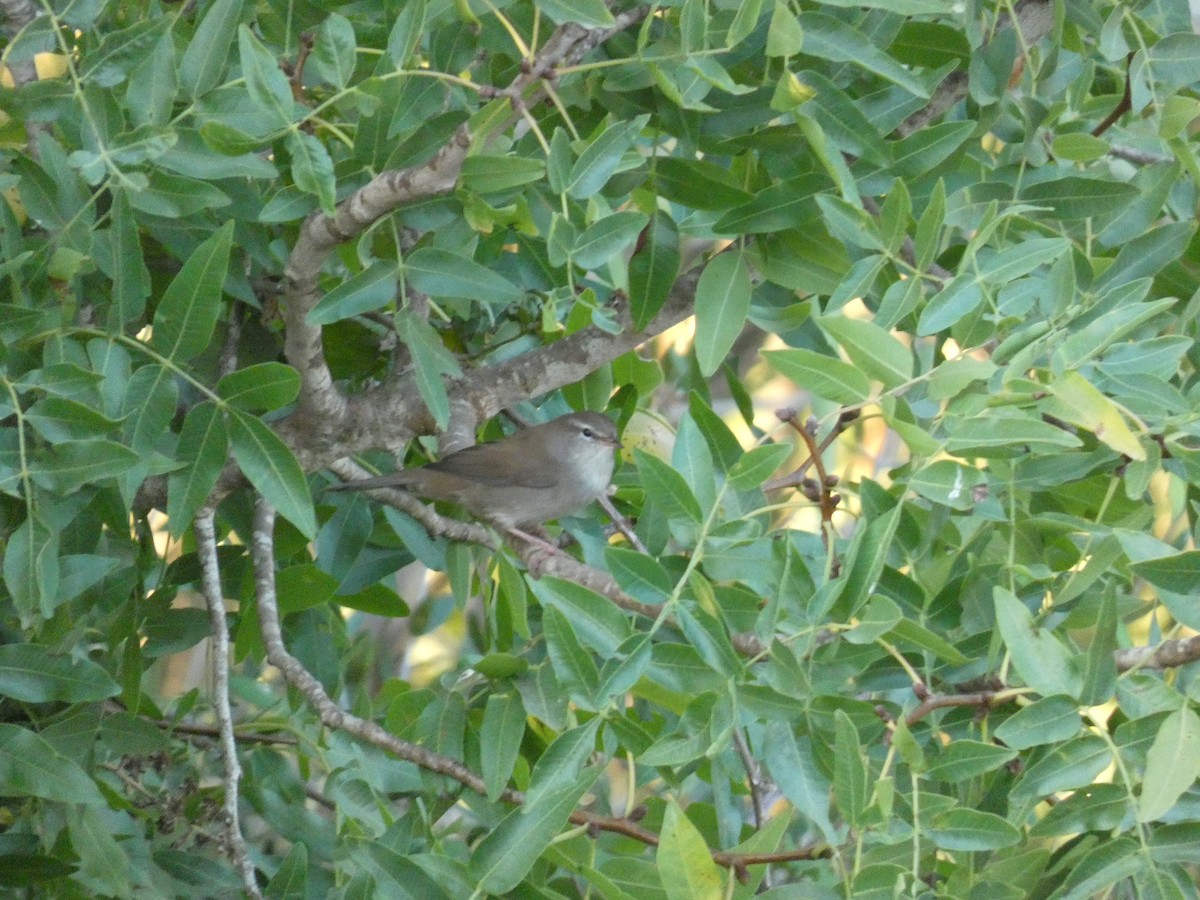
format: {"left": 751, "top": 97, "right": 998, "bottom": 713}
{"left": 732, "top": 728, "right": 765, "bottom": 830}
{"left": 598, "top": 493, "right": 648, "bottom": 554}
{"left": 1091, "top": 52, "right": 1134, "bottom": 137}
{"left": 194, "top": 508, "right": 263, "bottom": 900}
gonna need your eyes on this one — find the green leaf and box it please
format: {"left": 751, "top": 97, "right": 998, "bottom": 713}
{"left": 726, "top": 443, "right": 792, "bottom": 490}
{"left": 994, "top": 588, "right": 1082, "bottom": 699}
{"left": 817, "top": 314, "right": 913, "bottom": 388}
{"left": 657, "top": 800, "right": 723, "bottom": 900}
{"left": 179, "top": 0, "right": 244, "bottom": 99}
{"left": 199, "top": 121, "right": 262, "bottom": 154}
{"left": 122, "top": 364, "right": 177, "bottom": 458}
{"left": 167, "top": 402, "right": 229, "bottom": 539}
{"left": 542, "top": 605, "right": 599, "bottom": 701}
{"left": 150, "top": 220, "right": 234, "bottom": 361}
{"left": 0, "top": 644, "right": 120, "bottom": 702}
{"left": 798, "top": 12, "right": 929, "bottom": 97}
{"left": 105, "top": 191, "right": 151, "bottom": 323}
{"left": 1137, "top": 707, "right": 1200, "bottom": 822}
{"left": 945, "top": 412, "right": 1083, "bottom": 455}
{"left": 565, "top": 115, "right": 648, "bottom": 200}
{"left": 1029, "top": 783, "right": 1127, "bottom": 836}
{"left": 217, "top": 363, "right": 300, "bottom": 412}
{"left": 460, "top": 155, "right": 545, "bottom": 193}
{"left": 311, "top": 13, "right": 356, "bottom": 90}
{"left": 532, "top": 0, "right": 614, "bottom": 28}
{"left": 629, "top": 211, "right": 680, "bottom": 330}
{"left": 336, "top": 583, "right": 408, "bottom": 617}
{"left": 635, "top": 449, "right": 703, "bottom": 524}
{"left": 1130, "top": 33, "right": 1200, "bottom": 109}
{"left": 762, "top": 726, "right": 838, "bottom": 843}
{"left": 470, "top": 723, "right": 601, "bottom": 893}
{"left": 1024, "top": 175, "right": 1141, "bottom": 220}
{"left": 1130, "top": 549, "right": 1200, "bottom": 595}
{"left": 1052, "top": 133, "right": 1110, "bottom": 162}
{"left": 765, "top": 0, "right": 803, "bottom": 57}
{"left": 925, "top": 740, "right": 1016, "bottom": 782}
{"left": 833, "top": 711, "right": 868, "bottom": 828}
{"left": 1044, "top": 370, "right": 1144, "bottom": 459}
{"left": 287, "top": 130, "right": 336, "bottom": 214}
{"left": 840, "top": 501, "right": 903, "bottom": 616}
{"left": 762, "top": 348, "right": 871, "bottom": 405}
{"left": 572, "top": 211, "right": 648, "bottom": 270}
{"left": 675, "top": 601, "right": 742, "bottom": 679}
{"left": 595, "top": 633, "right": 653, "bottom": 707}
{"left": 2, "top": 519, "right": 58, "bottom": 619}
{"left": 980, "top": 237, "right": 1069, "bottom": 283}
{"left": 237, "top": 25, "right": 296, "bottom": 129}
{"left": 529, "top": 576, "right": 632, "bottom": 656}
{"left": 308, "top": 260, "right": 398, "bottom": 325}
{"left": 386, "top": 0, "right": 426, "bottom": 66}
{"left": 714, "top": 174, "right": 825, "bottom": 234}
{"left": 129, "top": 173, "right": 231, "bottom": 217}
{"left": 30, "top": 439, "right": 140, "bottom": 492}
{"left": 404, "top": 248, "right": 522, "bottom": 305}
{"left": 275, "top": 564, "right": 338, "bottom": 614}
{"left": 886, "top": 617, "right": 971, "bottom": 665}
{"left": 69, "top": 806, "right": 132, "bottom": 896}
{"left": 694, "top": 251, "right": 751, "bottom": 377}
{"left": 1014, "top": 734, "right": 1109, "bottom": 800}
{"left": 78, "top": 18, "right": 171, "bottom": 88}
{"left": 396, "top": 310, "right": 461, "bottom": 430}
{"left": 993, "top": 695, "right": 1081, "bottom": 750}
{"left": 0, "top": 724, "right": 106, "bottom": 804}
{"left": 1053, "top": 837, "right": 1142, "bottom": 900}
{"left": 229, "top": 411, "right": 316, "bottom": 538}
{"left": 653, "top": 158, "right": 753, "bottom": 211}
{"left": 25, "top": 396, "right": 122, "bottom": 442}
{"left": 907, "top": 460, "right": 984, "bottom": 511}
{"left": 917, "top": 273, "right": 982, "bottom": 335}
{"left": 889, "top": 21, "right": 970, "bottom": 66}
{"left": 891, "top": 121, "right": 974, "bottom": 177}
{"left": 727, "top": 0, "right": 764, "bottom": 47}
{"left": 928, "top": 808, "right": 1020, "bottom": 851}
{"left": 353, "top": 843, "right": 454, "bottom": 899}
{"left": 266, "top": 843, "right": 308, "bottom": 899}
{"left": 844, "top": 595, "right": 902, "bottom": 645}
{"left": 481, "top": 692, "right": 526, "bottom": 801}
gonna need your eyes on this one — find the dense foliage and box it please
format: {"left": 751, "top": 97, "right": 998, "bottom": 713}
{"left": 1, "top": 0, "right": 1199, "bottom": 896}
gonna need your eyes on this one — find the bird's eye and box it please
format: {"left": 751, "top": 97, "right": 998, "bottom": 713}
{"left": 581, "top": 427, "right": 594, "bottom": 438}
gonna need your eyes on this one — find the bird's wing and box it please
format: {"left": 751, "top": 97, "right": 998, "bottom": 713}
{"left": 427, "top": 443, "right": 557, "bottom": 488}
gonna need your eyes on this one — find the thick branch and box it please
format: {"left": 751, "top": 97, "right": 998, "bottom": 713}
{"left": 280, "top": 11, "right": 650, "bottom": 428}
{"left": 334, "top": 268, "right": 702, "bottom": 452}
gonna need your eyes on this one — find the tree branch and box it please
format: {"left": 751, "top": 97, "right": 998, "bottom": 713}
{"left": 194, "top": 508, "right": 263, "bottom": 900}
{"left": 1114, "top": 635, "right": 1200, "bottom": 671}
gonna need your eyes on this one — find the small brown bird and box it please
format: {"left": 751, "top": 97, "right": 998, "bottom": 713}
{"left": 327, "top": 411, "right": 620, "bottom": 531}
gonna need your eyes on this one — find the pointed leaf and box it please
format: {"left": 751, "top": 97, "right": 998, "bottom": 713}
{"left": 657, "top": 800, "right": 723, "bottom": 900}
{"left": 404, "top": 248, "right": 522, "bottom": 305}
{"left": 150, "top": 220, "right": 234, "bottom": 361}
{"left": 762, "top": 348, "right": 871, "bottom": 405}
{"left": 694, "top": 251, "right": 751, "bottom": 377}
{"left": 0, "top": 644, "right": 120, "bottom": 702}
{"left": 167, "top": 402, "right": 228, "bottom": 538}
{"left": 229, "top": 411, "right": 316, "bottom": 538}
